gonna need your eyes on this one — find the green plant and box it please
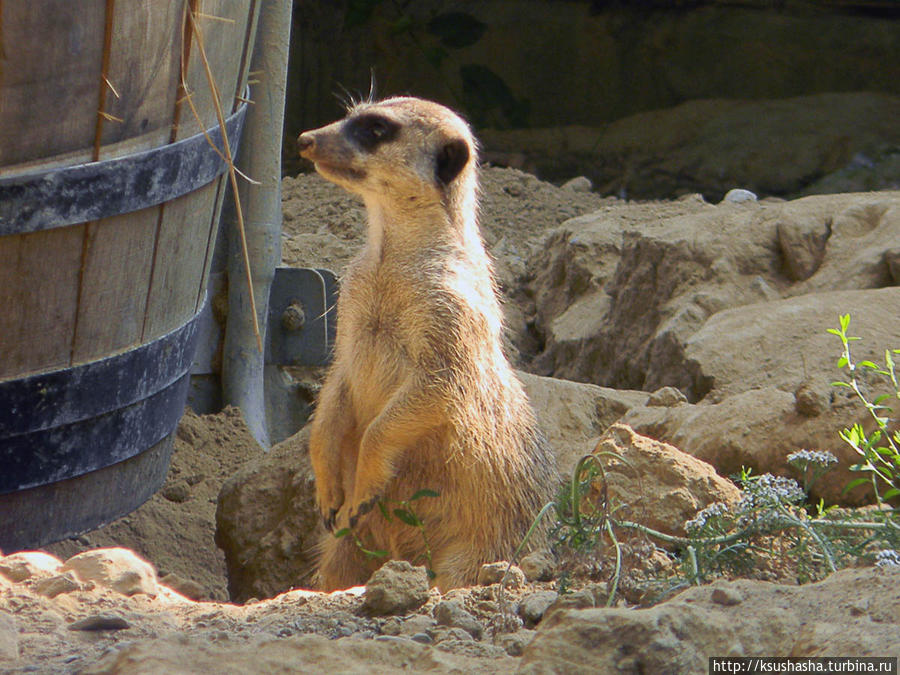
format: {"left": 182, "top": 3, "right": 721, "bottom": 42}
{"left": 519, "top": 316, "right": 900, "bottom": 603}
{"left": 828, "top": 313, "right": 900, "bottom": 502}
{"left": 335, "top": 488, "right": 440, "bottom": 578}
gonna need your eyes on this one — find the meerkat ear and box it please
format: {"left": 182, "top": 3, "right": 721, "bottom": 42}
{"left": 435, "top": 138, "right": 470, "bottom": 185}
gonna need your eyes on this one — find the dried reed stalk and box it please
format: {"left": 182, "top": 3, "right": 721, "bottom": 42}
{"left": 182, "top": 5, "right": 262, "bottom": 353}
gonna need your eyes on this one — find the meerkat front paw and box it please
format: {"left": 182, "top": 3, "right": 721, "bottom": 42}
{"left": 316, "top": 482, "right": 345, "bottom": 532}
{"left": 334, "top": 494, "right": 381, "bottom": 532}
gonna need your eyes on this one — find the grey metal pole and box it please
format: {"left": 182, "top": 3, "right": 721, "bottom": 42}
{"left": 222, "top": 0, "right": 292, "bottom": 449}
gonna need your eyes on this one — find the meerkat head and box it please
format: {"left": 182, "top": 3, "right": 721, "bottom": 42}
{"left": 297, "top": 97, "right": 477, "bottom": 213}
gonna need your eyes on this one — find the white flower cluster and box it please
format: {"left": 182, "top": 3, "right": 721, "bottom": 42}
{"left": 786, "top": 449, "right": 839, "bottom": 468}
{"left": 684, "top": 501, "right": 731, "bottom": 533}
{"left": 874, "top": 549, "right": 900, "bottom": 568}
{"left": 739, "top": 474, "right": 806, "bottom": 510}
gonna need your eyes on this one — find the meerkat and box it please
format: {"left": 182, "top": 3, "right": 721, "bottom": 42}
{"left": 297, "top": 96, "right": 558, "bottom": 591}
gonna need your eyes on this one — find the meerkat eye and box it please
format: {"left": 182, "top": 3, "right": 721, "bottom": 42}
{"left": 347, "top": 114, "right": 399, "bottom": 151}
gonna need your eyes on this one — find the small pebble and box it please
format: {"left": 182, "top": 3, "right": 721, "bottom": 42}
{"left": 711, "top": 586, "right": 743, "bottom": 606}
{"left": 561, "top": 176, "right": 592, "bottom": 193}
{"left": 519, "top": 550, "right": 556, "bottom": 582}
{"left": 721, "top": 188, "right": 758, "bottom": 204}
{"left": 646, "top": 386, "right": 688, "bottom": 408}
{"left": 476, "top": 562, "right": 525, "bottom": 587}
{"left": 434, "top": 600, "right": 484, "bottom": 639}
{"left": 68, "top": 615, "right": 132, "bottom": 632}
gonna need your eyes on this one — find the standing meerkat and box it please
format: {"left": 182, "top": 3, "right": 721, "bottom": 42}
{"left": 297, "top": 96, "right": 558, "bottom": 591}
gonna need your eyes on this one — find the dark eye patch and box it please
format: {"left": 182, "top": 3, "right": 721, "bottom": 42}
{"left": 345, "top": 113, "right": 400, "bottom": 152}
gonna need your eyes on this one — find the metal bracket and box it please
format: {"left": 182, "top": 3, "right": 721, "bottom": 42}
{"left": 266, "top": 266, "right": 337, "bottom": 367}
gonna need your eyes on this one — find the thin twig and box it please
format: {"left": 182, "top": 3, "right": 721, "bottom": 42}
{"left": 184, "top": 5, "right": 262, "bottom": 352}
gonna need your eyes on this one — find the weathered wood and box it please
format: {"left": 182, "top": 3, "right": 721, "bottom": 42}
{"left": 142, "top": 182, "right": 220, "bottom": 340}
{"left": 70, "top": 210, "right": 158, "bottom": 364}
{"left": 98, "top": 0, "right": 182, "bottom": 155}
{"left": 0, "top": 227, "right": 83, "bottom": 380}
{"left": 175, "top": 0, "right": 253, "bottom": 140}
{"left": 0, "top": 1, "right": 105, "bottom": 169}
{"left": 0, "top": 0, "right": 258, "bottom": 376}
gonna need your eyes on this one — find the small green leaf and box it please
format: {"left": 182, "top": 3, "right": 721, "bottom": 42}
{"left": 334, "top": 528, "right": 351, "bottom": 538}
{"left": 839, "top": 314, "right": 851, "bottom": 332}
{"left": 842, "top": 477, "right": 870, "bottom": 493}
{"left": 837, "top": 357, "right": 849, "bottom": 369}
{"left": 882, "top": 488, "right": 900, "bottom": 500}
{"left": 361, "top": 548, "right": 389, "bottom": 559}
{"left": 409, "top": 488, "right": 440, "bottom": 501}
{"left": 394, "top": 509, "right": 421, "bottom": 527}
{"left": 859, "top": 360, "right": 878, "bottom": 369}
{"left": 826, "top": 328, "right": 841, "bottom": 337}
{"left": 377, "top": 500, "right": 391, "bottom": 520}
{"left": 831, "top": 381, "right": 852, "bottom": 388}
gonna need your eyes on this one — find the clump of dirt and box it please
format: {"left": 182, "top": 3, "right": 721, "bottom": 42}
{"left": 45, "top": 407, "right": 262, "bottom": 602}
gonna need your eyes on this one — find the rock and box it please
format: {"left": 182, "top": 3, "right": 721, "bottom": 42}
{"left": 518, "top": 371, "right": 646, "bottom": 477}
{"left": 0, "top": 612, "right": 17, "bottom": 662}
{"left": 561, "top": 176, "right": 592, "bottom": 193}
{"left": 68, "top": 615, "right": 132, "bottom": 632}
{"left": 721, "top": 188, "right": 757, "bottom": 204}
{"left": 776, "top": 215, "right": 829, "bottom": 281}
{"left": 520, "top": 568, "right": 900, "bottom": 672}
{"left": 34, "top": 572, "right": 83, "bottom": 599}
{"left": 518, "top": 550, "right": 556, "bottom": 582}
{"left": 362, "top": 561, "right": 430, "bottom": 616}
{"left": 681, "top": 288, "right": 900, "bottom": 401}
{"left": 525, "top": 192, "right": 900, "bottom": 409}
{"left": 588, "top": 424, "right": 741, "bottom": 541}
{"left": 646, "top": 386, "right": 687, "bottom": 407}
{"left": 518, "top": 591, "right": 558, "bottom": 628}
{"left": 0, "top": 551, "right": 63, "bottom": 582}
{"left": 624, "top": 385, "right": 891, "bottom": 506}
{"left": 711, "top": 584, "right": 744, "bottom": 607}
{"left": 215, "top": 427, "right": 320, "bottom": 601}
{"left": 794, "top": 381, "right": 825, "bottom": 417}
{"left": 61, "top": 548, "right": 157, "bottom": 597}
{"left": 432, "top": 626, "right": 475, "bottom": 644}
{"left": 496, "top": 629, "right": 536, "bottom": 657}
{"left": 80, "top": 633, "right": 517, "bottom": 674}
{"left": 434, "top": 601, "right": 484, "bottom": 640}
{"left": 434, "top": 640, "right": 508, "bottom": 659}
{"left": 160, "top": 573, "right": 206, "bottom": 601}
{"left": 161, "top": 482, "right": 191, "bottom": 503}
{"left": 544, "top": 588, "right": 597, "bottom": 624}
{"left": 886, "top": 248, "right": 900, "bottom": 284}
{"left": 476, "top": 562, "right": 525, "bottom": 588}
{"left": 397, "top": 614, "right": 436, "bottom": 637}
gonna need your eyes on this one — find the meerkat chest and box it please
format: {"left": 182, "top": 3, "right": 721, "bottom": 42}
{"left": 338, "top": 265, "right": 428, "bottom": 406}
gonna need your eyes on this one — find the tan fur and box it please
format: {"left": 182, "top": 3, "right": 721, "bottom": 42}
{"left": 298, "top": 97, "right": 558, "bottom": 591}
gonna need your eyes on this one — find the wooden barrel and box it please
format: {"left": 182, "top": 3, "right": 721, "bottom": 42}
{"left": 0, "top": 1, "right": 259, "bottom": 551}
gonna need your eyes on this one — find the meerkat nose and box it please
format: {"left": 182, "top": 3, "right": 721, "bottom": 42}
{"left": 297, "top": 132, "right": 315, "bottom": 156}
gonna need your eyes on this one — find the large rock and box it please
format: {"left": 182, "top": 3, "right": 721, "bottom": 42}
{"left": 61, "top": 548, "right": 158, "bottom": 597}
{"left": 679, "top": 287, "right": 900, "bottom": 402}
{"left": 590, "top": 424, "right": 741, "bottom": 540}
{"left": 518, "top": 371, "right": 646, "bottom": 477}
{"left": 624, "top": 387, "right": 881, "bottom": 505}
{"left": 215, "top": 429, "right": 320, "bottom": 602}
{"left": 526, "top": 192, "right": 900, "bottom": 403}
{"left": 81, "top": 633, "right": 517, "bottom": 675}
{"left": 519, "top": 567, "right": 900, "bottom": 673}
